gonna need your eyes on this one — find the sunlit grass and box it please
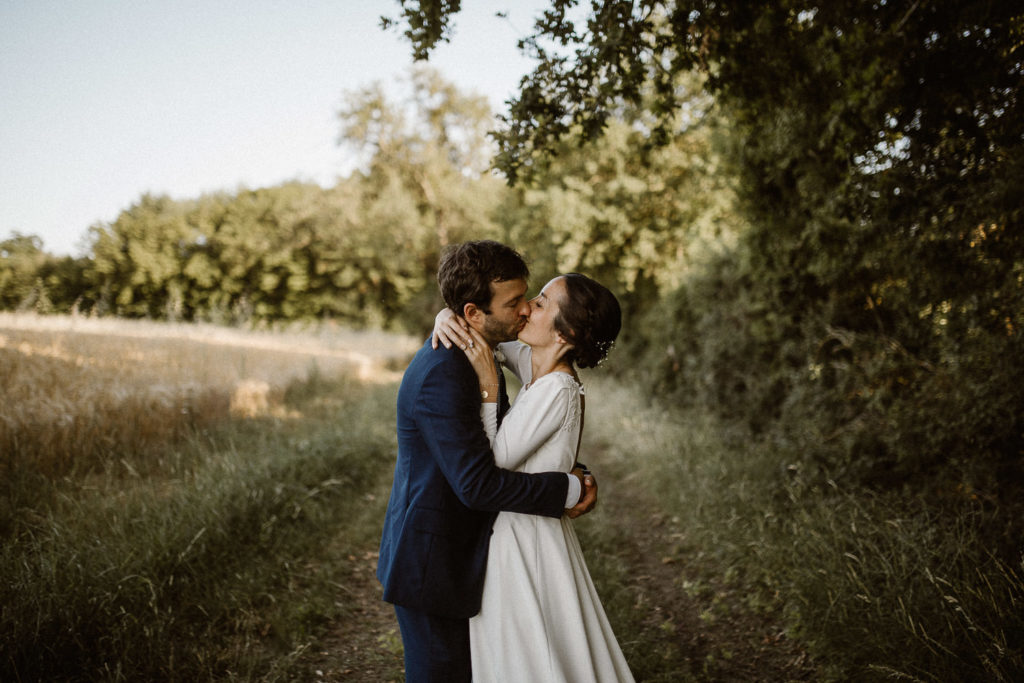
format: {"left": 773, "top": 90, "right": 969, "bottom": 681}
{"left": 0, "top": 312, "right": 417, "bottom": 478}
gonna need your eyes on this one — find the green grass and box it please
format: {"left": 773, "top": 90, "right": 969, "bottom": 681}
{"left": 775, "top": 485, "right": 1023, "bottom": 681}
{"left": 5, "top": 333, "right": 1021, "bottom": 681}
{"left": 1, "top": 371, "right": 401, "bottom": 681}
{"left": 581, "top": 374, "right": 1024, "bottom": 682}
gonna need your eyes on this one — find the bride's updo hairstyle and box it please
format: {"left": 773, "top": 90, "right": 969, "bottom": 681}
{"left": 553, "top": 273, "right": 621, "bottom": 369}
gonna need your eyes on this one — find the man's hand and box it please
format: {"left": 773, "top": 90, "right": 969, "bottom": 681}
{"left": 565, "top": 467, "right": 597, "bottom": 519}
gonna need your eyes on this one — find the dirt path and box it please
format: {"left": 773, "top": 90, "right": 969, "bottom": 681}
{"left": 592, "top": 473, "right": 818, "bottom": 682}
{"left": 300, "top": 474, "right": 817, "bottom": 682}
{"left": 301, "top": 545, "right": 404, "bottom": 681}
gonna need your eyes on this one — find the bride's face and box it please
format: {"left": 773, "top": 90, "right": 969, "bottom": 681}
{"left": 518, "top": 277, "right": 567, "bottom": 348}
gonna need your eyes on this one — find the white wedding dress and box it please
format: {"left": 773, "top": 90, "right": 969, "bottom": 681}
{"left": 469, "top": 342, "right": 635, "bottom": 683}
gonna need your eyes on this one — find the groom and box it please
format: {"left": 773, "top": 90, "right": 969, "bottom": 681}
{"left": 377, "top": 240, "right": 596, "bottom": 682}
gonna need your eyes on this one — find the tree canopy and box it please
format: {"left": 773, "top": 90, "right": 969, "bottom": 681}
{"left": 386, "top": 1, "right": 1024, "bottom": 506}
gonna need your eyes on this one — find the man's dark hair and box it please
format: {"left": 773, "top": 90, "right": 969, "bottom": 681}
{"left": 437, "top": 240, "right": 529, "bottom": 315}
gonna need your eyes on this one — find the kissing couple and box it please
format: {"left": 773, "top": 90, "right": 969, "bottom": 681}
{"left": 377, "top": 240, "right": 635, "bottom": 682}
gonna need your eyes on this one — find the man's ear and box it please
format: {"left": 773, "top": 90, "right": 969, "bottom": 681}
{"left": 462, "top": 302, "right": 484, "bottom": 325}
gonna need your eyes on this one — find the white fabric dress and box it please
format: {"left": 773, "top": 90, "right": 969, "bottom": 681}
{"left": 469, "top": 341, "right": 635, "bottom": 683}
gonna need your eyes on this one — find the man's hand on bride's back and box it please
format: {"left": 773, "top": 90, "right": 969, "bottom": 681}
{"left": 566, "top": 468, "right": 597, "bottom": 519}
{"left": 431, "top": 308, "right": 473, "bottom": 350}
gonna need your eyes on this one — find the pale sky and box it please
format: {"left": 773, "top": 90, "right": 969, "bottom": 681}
{"left": 1, "top": 0, "right": 548, "bottom": 256}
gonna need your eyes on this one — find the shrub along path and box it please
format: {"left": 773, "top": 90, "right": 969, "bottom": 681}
{"left": 296, "top": 448, "right": 818, "bottom": 682}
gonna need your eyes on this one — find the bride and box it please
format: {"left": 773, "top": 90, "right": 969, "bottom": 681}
{"left": 434, "top": 273, "right": 635, "bottom": 683}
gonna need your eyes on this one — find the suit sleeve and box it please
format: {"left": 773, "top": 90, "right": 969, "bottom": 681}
{"left": 414, "top": 355, "right": 567, "bottom": 517}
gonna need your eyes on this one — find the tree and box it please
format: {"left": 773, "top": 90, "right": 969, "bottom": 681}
{"left": 390, "top": 1, "right": 1024, "bottom": 485}
{"left": 0, "top": 233, "right": 48, "bottom": 310}
{"left": 337, "top": 67, "right": 508, "bottom": 330}
{"left": 503, "top": 77, "right": 744, "bottom": 313}
{"left": 0, "top": 233, "right": 91, "bottom": 313}
{"left": 87, "top": 194, "right": 197, "bottom": 318}
{"left": 339, "top": 67, "right": 501, "bottom": 243}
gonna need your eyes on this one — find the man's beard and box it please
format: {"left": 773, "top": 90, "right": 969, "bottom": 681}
{"left": 481, "top": 316, "right": 525, "bottom": 346}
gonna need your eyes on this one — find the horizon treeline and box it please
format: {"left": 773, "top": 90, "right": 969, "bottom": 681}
{"left": 2, "top": 68, "right": 736, "bottom": 334}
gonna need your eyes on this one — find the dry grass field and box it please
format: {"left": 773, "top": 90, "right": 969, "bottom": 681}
{"left": 0, "top": 312, "right": 418, "bottom": 477}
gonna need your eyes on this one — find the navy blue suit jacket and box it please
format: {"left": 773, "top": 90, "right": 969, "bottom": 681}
{"left": 377, "top": 339, "right": 568, "bottom": 619}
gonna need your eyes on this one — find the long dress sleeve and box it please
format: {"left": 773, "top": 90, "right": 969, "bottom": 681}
{"left": 479, "top": 376, "right": 581, "bottom": 507}
{"left": 480, "top": 402, "right": 499, "bottom": 441}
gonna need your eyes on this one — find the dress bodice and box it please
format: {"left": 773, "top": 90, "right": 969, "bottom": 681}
{"left": 482, "top": 342, "right": 583, "bottom": 474}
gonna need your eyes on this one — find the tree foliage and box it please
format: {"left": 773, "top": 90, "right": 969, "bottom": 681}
{"left": 394, "top": 0, "right": 1024, "bottom": 489}
{"left": 0, "top": 234, "right": 49, "bottom": 311}
{"left": 1, "top": 233, "right": 91, "bottom": 313}
{"left": 78, "top": 179, "right": 449, "bottom": 328}
{"left": 336, "top": 67, "right": 507, "bottom": 328}
{"left": 3, "top": 69, "right": 508, "bottom": 331}
{"left": 503, "top": 75, "right": 744, "bottom": 318}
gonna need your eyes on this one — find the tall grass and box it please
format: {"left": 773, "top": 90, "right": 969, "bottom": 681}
{"left": 582, "top": 375, "right": 1024, "bottom": 681}
{"left": 7, "top": 313, "right": 1021, "bottom": 680}
{"left": 0, "top": 314, "right": 414, "bottom": 681}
